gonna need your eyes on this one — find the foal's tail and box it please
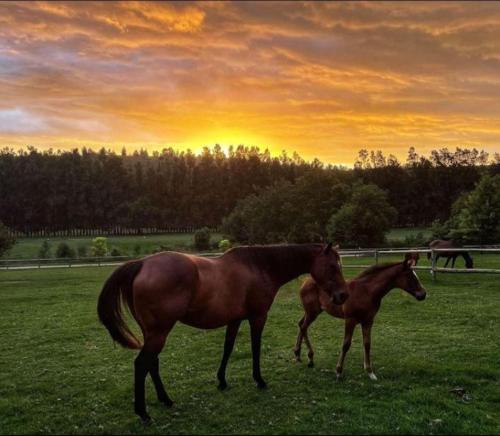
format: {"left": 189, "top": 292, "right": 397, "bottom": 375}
{"left": 97, "top": 260, "right": 144, "bottom": 349}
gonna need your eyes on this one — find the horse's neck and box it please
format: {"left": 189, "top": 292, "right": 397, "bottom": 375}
{"left": 250, "top": 245, "right": 319, "bottom": 288}
{"left": 364, "top": 265, "right": 402, "bottom": 301}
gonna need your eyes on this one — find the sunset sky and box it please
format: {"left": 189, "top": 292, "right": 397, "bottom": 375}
{"left": 1, "top": 1, "right": 500, "bottom": 164}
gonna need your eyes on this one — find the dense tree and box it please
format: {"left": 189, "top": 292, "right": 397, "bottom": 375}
{"left": 0, "top": 221, "right": 15, "bottom": 257}
{"left": 445, "top": 174, "right": 500, "bottom": 244}
{"left": 327, "top": 183, "right": 397, "bottom": 247}
{"left": 0, "top": 146, "right": 498, "bottom": 236}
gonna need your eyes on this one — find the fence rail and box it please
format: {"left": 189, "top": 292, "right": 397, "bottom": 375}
{"left": 1, "top": 246, "right": 499, "bottom": 277}
{"left": 6, "top": 227, "right": 220, "bottom": 238}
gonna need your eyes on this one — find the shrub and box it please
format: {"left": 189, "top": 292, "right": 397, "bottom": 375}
{"left": 55, "top": 242, "right": 75, "bottom": 258}
{"left": 110, "top": 247, "right": 122, "bottom": 257}
{"left": 38, "top": 240, "right": 51, "bottom": 259}
{"left": 194, "top": 227, "right": 211, "bottom": 251}
{"left": 218, "top": 239, "right": 231, "bottom": 252}
{"left": 91, "top": 237, "right": 108, "bottom": 257}
{"left": 133, "top": 244, "right": 141, "bottom": 256}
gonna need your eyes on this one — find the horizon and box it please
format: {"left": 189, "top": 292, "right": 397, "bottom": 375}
{"left": 1, "top": 1, "right": 500, "bottom": 163}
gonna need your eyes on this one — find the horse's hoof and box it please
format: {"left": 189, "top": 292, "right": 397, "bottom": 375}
{"left": 138, "top": 413, "right": 152, "bottom": 424}
{"left": 160, "top": 398, "right": 174, "bottom": 408}
{"left": 336, "top": 372, "right": 342, "bottom": 381}
{"left": 307, "top": 361, "right": 314, "bottom": 368}
{"left": 257, "top": 381, "right": 267, "bottom": 389}
{"left": 218, "top": 381, "right": 228, "bottom": 391}
{"left": 368, "top": 372, "right": 378, "bottom": 381}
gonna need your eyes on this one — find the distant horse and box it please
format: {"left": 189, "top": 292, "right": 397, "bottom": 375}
{"left": 98, "top": 243, "right": 348, "bottom": 422}
{"left": 294, "top": 253, "right": 426, "bottom": 380}
{"left": 427, "top": 239, "right": 473, "bottom": 269}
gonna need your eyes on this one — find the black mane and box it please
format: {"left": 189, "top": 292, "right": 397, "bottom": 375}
{"left": 225, "top": 244, "right": 323, "bottom": 283}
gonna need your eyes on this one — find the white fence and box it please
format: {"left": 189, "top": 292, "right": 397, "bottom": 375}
{"left": 337, "top": 247, "right": 500, "bottom": 279}
{"left": 1, "top": 247, "right": 499, "bottom": 278}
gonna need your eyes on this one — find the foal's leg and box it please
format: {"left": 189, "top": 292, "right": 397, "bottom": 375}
{"left": 294, "top": 315, "right": 306, "bottom": 362}
{"left": 300, "top": 313, "right": 319, "bottom": 368}
{"left": 361, "top": 321, "right": 377, "bottom": 381}
{"left": 134, "top": 325, "right": 174, "bottom": 422}
{"left": 217, "top": 319, "right": 242, "bottom": 390}
{"left": 336, "top": 318, "right": 357, "bottom": 380}
{"left": 249, "top": 315, "right": 268, "bottom": 389}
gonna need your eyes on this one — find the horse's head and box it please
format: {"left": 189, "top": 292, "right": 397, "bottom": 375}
{"left": 311, "top": 243, "right": 348, "bottom": 305}
{"left": 395, "top": 254, "right": 426, "bottom": 301}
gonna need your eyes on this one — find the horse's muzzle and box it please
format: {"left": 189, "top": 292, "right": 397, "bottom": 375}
{"left": 415, "top": 291, "right": 426, "bottom": 301}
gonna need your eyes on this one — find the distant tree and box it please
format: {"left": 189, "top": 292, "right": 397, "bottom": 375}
{"left": 56, "top": 242, "right": 75, "bottom": 258}
{"left": 327, "top": 183, "right": 397, "bottom": 247}
{"left": 446, "top": 174, "right": 500, "bottom": 243}
{"left": 194, "top": 227, "right": 211, "bottom": 251}
{"left": 91, "top": 237, "right": 108, "bottom": 257}
{"left": 223, "top": 173, "right": 350, "bottom": 244}
{"left": 38, "top": 240, "right": 51, "bottom": 259}
{"left": 0, "top": 222, "right": 15, "bottom": 257}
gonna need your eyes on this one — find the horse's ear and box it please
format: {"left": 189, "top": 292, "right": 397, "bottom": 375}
{"left": 404, "top": 252, "right": 418, "bottom": 267}
{"left": 324, "top": 242, "right": 333, "bottom": 254}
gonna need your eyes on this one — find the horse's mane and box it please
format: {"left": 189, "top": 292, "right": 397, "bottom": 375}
{"left": 225, "top": 244, "right": 322, "bottom": 274}
{"left": 354, "top": 261, "right": 403, "bottom": 279}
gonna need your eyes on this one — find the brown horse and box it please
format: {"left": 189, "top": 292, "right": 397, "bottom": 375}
{"left": 294, "top": 253, "right": 426, "bottom": 380}
{"left": 428, "top": 239, "right": 473, "bottom": 269}
{"left": 97, "top": 243, "right": 348, "bottom": 422}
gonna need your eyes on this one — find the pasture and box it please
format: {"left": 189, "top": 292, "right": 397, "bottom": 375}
{"left": 1, "top": 256, "right": 499, "bottom": 435}
{"left": 5, "top": 233, "right": 223, "bottom": 260}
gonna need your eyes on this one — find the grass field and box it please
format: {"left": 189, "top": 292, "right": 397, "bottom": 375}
{"left": 5, "top": 233, "right": 223, "bottom": 260}
{"left": 1, "top": 254, "right": 499, "bottom": 435}
{"left": 385, "top": 227, "right": 433, "bottom": 244}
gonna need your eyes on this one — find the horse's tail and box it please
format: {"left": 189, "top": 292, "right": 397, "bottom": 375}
{"left": 97, "top": 260, "right": 144, "bottom": 349}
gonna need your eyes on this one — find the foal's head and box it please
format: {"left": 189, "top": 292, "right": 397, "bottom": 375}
{"left": 310, "top": 243, "right": 348, "bottom": 305}
{"left": 394, "top": 254, "right": 427, "bottom": 301}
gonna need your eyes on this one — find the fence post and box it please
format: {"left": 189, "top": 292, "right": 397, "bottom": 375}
{"left": 374, "top": 249, "right": 379, "bottom": 264}
{"left": 431, "top": 249, "right": 437, "bottom": 281}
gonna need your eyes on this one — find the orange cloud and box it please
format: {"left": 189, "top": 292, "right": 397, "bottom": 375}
{"left": 0, "top": 1, "right": 500, "bottom": 164}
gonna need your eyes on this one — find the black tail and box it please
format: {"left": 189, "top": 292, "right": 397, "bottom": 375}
{"left": 97, "top": 260, "right": 144, "bottom": 349}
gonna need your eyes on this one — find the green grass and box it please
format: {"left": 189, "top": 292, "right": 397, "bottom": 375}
{"left": 6, "top": 233, "right": 223, "bottom": 260}
{"left": 386, "top": 227, "right": 433, "bottom": 244}
{"left": 4, "top": 228, "right": 431, "bottom": 261}
{"left": 1, "top": 261, "right": 499, "bottom": 434}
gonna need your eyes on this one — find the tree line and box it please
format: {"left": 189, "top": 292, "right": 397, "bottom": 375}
{"left": 0, "top": 145, "right": 498, "bottom": 237}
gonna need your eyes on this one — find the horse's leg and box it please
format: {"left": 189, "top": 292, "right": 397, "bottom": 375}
{"left": 249, "top": 314, "right": 268, "bottom": 389}
{"left": 217, "top": 319, "right": 242, "bottom": 390}
{"left": 301, "top": 313, "right": 319, "bottom": 368}
{"left": 294, "top": 315, "right": 306, "bottom": 362}
{"left": 134, "top": 325, "right": 173, "bottom": 422}
{"left": 444, "top": 256, "right": 450, "bottom": 268}
{"left": 451, "top": 255, "right": 456, "bottom": 268}
{"left": 361, "top": 321, "right": 377, "bottom": 381}
{"left": 336, "top": 318, "right": 357, "bottom": 380}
